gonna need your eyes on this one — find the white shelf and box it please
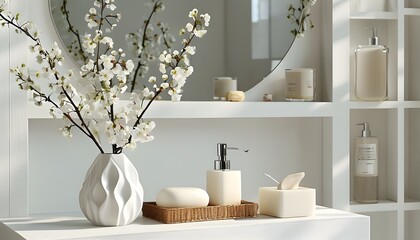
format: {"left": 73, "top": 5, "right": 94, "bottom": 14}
{"left": 349, "top": 101, "right": 400, "bottom": 109}
{"left": 27, "top": 101, "right": 334, "bottom": 119}
{"left": 404, "top": 202, "right": 420, "bottom": 211}
{"left": 404, "top": 8, "right": 420, "bottom": 16}
{"left": 350, "top": 12, "right": 398, "bottom": 20}
{"left": 402, "top": 101, "right": 420, "bottom": 109}
{"left": 350, "top": 201, "right": 398, "bottom": 213}
{"left": 0, "top": 207, "right": 369, "bottom": 240}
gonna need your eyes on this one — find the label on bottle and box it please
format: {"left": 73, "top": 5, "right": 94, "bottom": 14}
{"left": 356, "top": 143, "right": 378, "bottom": 176}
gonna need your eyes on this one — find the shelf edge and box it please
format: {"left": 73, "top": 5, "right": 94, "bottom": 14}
{"left": 350, "top": 11, "right": 398, "bottom": 20}
{"left": 27, "top": 101, "right": 334, "bottom": 119}
{"left": 349, "top": 201, "right": 398, "bottom": 213}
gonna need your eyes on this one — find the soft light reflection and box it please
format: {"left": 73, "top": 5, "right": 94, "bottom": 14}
{"left": 251, "top": 0, "right": 269, "bottom": 23}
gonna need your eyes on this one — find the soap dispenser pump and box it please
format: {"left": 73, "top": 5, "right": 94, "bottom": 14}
{"left": 206, "top": 143, "right": 242, "bottom": 206}
{"left": 354, "top": 122, "right": 379, "bottom": 203}
{"left": 354, "top": 27, "right": 389, "bottom": 101}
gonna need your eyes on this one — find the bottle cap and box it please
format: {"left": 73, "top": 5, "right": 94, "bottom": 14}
{"left": 357, "top": 122, "right": 371, "bottom": 138}
{"left": 214, "top": 143, "right": 230, "bottom": 170}
{"left": 213, "top": 143, "right": 249, "bottom": 170}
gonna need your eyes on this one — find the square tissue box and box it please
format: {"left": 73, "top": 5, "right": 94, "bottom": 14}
{"left": 259, "top": 187, "right": 316, "bottom": 218}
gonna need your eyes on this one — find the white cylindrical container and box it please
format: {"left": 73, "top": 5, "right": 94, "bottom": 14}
{"left": 207, "top": 170, "right": 241, "bottom": 206}
{"left": 213, "top": 77, "right": 237, "bottom": 100}
{"left": 285, "top": 68, "right": 315, "bottom": 102}
{"left": 206, "top": 143, "right": 241, "bottom": 206}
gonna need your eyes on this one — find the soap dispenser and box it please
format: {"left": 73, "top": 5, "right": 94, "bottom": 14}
{"left": 206, "top": 143, "right": 242, "bottom": 206}
{"left": 354, "top": 122, "right": 379, "bottom": 203}
{"left": 354, "top": 27, "right": 389, "bottom": 101}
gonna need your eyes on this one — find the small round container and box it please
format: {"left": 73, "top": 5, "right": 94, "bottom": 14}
{"left": 285, "top": 68, "right": 315, "bottom": 102}
{"left": 213, "top": 77, "right": 237, "bottom": 100}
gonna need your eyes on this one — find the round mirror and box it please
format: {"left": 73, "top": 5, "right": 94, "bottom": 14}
{"left": 49, "top": 0, "right": 298, "bottom": 101}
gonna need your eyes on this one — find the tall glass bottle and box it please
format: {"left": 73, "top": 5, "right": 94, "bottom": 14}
{"left": 354, "top": 27, "right": 389, "bottom": 101}
{"left": 354, "top": 122, "right": 379, "bottom": 203}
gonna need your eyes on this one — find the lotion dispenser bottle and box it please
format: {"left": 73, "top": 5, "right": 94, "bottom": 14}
{"left": 206, "top": 143, "right": 241, "bottom": 206}
{"left": 354, "top": 122, "right": 379, "bottom": 203}
{"left": 354, "top": 27, "right": 389, "bottom": 101}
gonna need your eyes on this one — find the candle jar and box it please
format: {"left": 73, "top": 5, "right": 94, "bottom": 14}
{"left": 285, "top": 68, "right": 315, "bottom": 102}
{"left": 213, "top": 77, "right": 237, "bottom": 100}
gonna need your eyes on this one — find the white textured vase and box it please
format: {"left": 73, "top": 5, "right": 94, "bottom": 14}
{"left": 79, "top": 153, "right": 144, "bottom": 226}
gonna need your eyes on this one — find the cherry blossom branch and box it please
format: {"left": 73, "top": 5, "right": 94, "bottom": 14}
{"left": 1, "top": 11, "right": 105, "bottom": 154}
{"left": 130, "top": 1, "right": 162, "bottom": 92}
{"left": 2, "top": 2, "right": 210, "bottom": 154}
{"left": 61, "top": 0, "right": 88, "bottom": 63}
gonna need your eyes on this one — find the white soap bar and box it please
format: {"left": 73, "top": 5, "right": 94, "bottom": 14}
{"left": 156, "top": 187, "right": 209, "bottom": 208}
{"left": 259, "top": 187, "right": 315, "bottom": 218}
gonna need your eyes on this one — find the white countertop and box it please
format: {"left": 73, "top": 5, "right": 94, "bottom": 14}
{"left": 0, "top": 207, "right": 369, "bottom": 240}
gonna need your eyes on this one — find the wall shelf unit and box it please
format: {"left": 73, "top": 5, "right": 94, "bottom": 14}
{"left": 346, "top": 0, "right": 420, "bottom": 239}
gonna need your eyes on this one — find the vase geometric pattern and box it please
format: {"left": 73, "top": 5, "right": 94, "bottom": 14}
{"left": 79, "top": 153, "right": 144, "bottom": 226}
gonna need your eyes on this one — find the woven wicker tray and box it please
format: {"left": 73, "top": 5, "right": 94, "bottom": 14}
{"left": 142, "top": 200, "right": 258, "bottom": 224}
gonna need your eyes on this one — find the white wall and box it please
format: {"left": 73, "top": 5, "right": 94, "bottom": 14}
{"left": 0, "top": 0, "right": 28, "bottom": 218}
{"left": 0, "top": 0, "right": 11, "bottom": 217}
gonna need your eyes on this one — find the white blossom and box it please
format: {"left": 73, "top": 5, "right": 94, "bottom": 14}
{"left": 141, "top": 87, "right": 155, "bottom": 99}
{"left": 189, "top": 8, "right": 198, "bottom": 19}
{"left": 49, "top": 42, "right": 63, "bottom": 65}
{"left": 99, "top": 68, "right": 114, "bottom": 81}
{"left": 201, "top": 13, "right": 211, "bottom": 26}
{"left": 185, "top": 46, "right": 196, "bottom": 55}
{"left": 148, "top": 76, "right": 156, "bottom": 83}
{"left": 100, "top": 36, "right": 114, "bottom": 48}
{"left": 125, "top": 59, "right": 134, "bottom": 72}
{"left": 100, "top": 54, "right": 115, "bottom": 70}
{"left": 107, "top": 4, "right": 116, "bottom": 11}
{"left": 159, "top": 63, "right": 166, "bottom": 74}
{"left": 131, "top": 121, "right": 156, "bottom": 143}
{"left": 193, "top": 29, "right": 207, "bottom": 38}
{"left": 168, "top": 88, "right": 182, "bottom": 102}
{"left": 85, "top": 8, "right": 98, "bottom": 29}
{"left": 186, "top": 23, "right": 194, "bottom": 32}
{"left": 160, "top": 82, "right": 169, "bottom": 89}
{"left": 81, "top": 59, "right": 95, "bottom": 72}
{"left": 82, "top": 34, "right": 97, "bottom": 54}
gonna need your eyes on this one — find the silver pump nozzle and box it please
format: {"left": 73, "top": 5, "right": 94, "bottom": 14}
{"left": 369, "top": 27, "right": 379, "bottom": 45}
{"left": 357, "top": 122, "right": 371, "bottom": 138}
{"left": 215, "top": 143, "right": 230, "bottom": 170}
{"left": 214, "top": 143, "right": 249, "bottom": 170}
